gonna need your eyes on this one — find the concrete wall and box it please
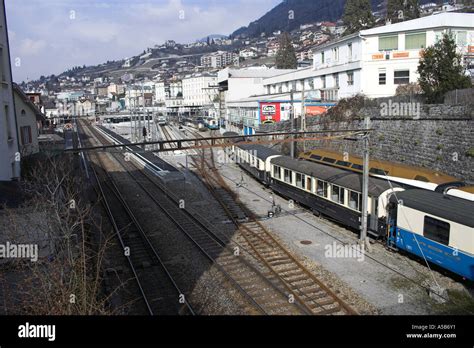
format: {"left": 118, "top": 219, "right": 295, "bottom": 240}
{"left": 260, "top": 102, "right": 474, "bottom": 181}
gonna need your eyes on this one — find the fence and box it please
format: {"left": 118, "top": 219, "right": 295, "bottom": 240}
{"left": 444, "top": 88, "right": 474, "bottom": 105}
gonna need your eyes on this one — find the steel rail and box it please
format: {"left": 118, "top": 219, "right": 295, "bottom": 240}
{"left": 192, "top": 129, "right": 357, "bottom": 315}
{"left": 81, "top": 121, "right": 196, "bottom": 315}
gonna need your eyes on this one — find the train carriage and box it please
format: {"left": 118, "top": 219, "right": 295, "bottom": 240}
{"left": 269, "top": 156, "right": 402, "bottom": 237}
{"left": 389, "top": 190, "right": 474, "bottom": 280}
{"left": 233, "top": 144, "right": 474, "bottom": 280}
{"left": 234, "top": 144, "right": 281, "bottom": 183}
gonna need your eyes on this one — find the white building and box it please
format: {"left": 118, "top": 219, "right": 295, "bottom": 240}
{"left": 154, "top": 81, "right": 167, "bottom": 104}
{"left": 0, "top": 1, "right": 20, "bottom": 180}
{"left": 182, "top": 73, "right": 218, "bottom": 107}
{"left": 201, "top": 51, "right": 236, "bottom": 68}
{"left": 311, "top": 12, "right": 474, "bottom": 100}
{"left": 239, "top": 48, "right": 258, "bottom": 58}
{"left": 264, "top": 12, "right": 474, "bottom": 101}
{"left": 13, "top": 84, "right": 44, "bottom": 156}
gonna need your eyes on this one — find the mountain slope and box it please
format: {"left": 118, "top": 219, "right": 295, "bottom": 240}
{"left": 231, "top": 0, "right": 435, "bottom": 38}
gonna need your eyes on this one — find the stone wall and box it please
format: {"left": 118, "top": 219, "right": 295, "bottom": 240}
{"left": 260, "top": 101, "right": 474, "bottom": 181}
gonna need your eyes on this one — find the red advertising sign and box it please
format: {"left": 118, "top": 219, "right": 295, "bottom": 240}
{"left": 260, "top": 102, "right": 281, "bottom": 124}
{"left": 305, "top": 105, "right": 329, "bottom": 116}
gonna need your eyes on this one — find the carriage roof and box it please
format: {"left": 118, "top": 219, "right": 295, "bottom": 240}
{"left": 271, "top": 155, "right": 397, "bottom": 196}
{"left": 394, "top": 189, "right": 474, "bottom": 227}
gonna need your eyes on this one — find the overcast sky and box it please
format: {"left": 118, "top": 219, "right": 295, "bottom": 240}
{"left": 6, "top": 0, "right": 281, "bottom": 83}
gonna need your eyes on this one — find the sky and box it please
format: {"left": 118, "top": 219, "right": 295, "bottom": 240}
{"left": 5, "top": 0, "right": 281, "bottom": 83}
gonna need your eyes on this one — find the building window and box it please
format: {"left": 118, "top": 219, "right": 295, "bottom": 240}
{"left": 321, "top": 51, "right": 325, "bottom": 63}
{"left": 284, "top": 169, "right": 292, "bottom": 183}
{"left": 333, "top": 73, "right": 339, "bottom": 88}
{"left": 316, "top": 180, "right": 327, "bottom": 197}
{"left": 20, "top": 126, "right": 32, "bottom": 145}
{"left": 332, "top": 47, "right": 339, "bottom": 61}
{"left": 379, "top": 69, "right": 386, "bottom": 85}
{"left": 394, "top": 70, "right": 410, "bottom": 85}
{"left": 322, "top": 75, "right": 326, "bottom": 89}
{"left": 423, "top": 216, "right": 450, "bottom": 246}
{"left": 347, "top": 72, "right": 354, "bottom": 86}
{"left": 456, "top": 31, "right": 467, "bottom": 46}
{"left": 5, "top": 105, "right": 12, "bottom": 140}
{"left": 405, "top": 32, "right": 426, "bottom": 49}
{"left": 348, "top": 190, "right": 361, "bottom": 211}
{"left": 21, "top": 109, "right": 26, "bottom": 116}
{"left": 0, "top": 47, "right": 5, "bottom": 81}
{"left": 331, "top": 185, "right": 344, "bottom": 204}
{"left": 348, "top": 43, "right": 353, "bottom": 61}
{"left": 379, "top": 35, "right": 398, "bottom": 51}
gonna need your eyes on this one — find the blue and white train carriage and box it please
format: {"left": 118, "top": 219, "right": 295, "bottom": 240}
{"left": 388, "top": 189, "right": 474, "bottom": 280}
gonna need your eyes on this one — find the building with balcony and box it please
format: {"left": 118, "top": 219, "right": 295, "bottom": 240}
{"left": 221, "top": 13, "right": 474, "bottom": 135}
{"left": 182, "top": 73, "right": 218, "bottom": 107}
{"left": 262, "top": 12, "right": 473, "bottom": 101}
{"left": 201, "top": 51, "right": 236, "bottom": 68}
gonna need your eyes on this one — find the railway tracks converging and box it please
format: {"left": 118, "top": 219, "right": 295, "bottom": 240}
{"left": 79, "top": 120, "right": 195, "bottom": 315}
{"left": 82, "top": 120, "right": 321, "bottom": 315}
{"left": 188, "top": 128, "right": 357, "bottom": 315}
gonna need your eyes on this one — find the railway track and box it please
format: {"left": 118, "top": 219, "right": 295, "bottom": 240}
{"left": 188, "top": 127, "right": 357, "bottom": 315}
{"left": 79, "top": 120, "right": 195, "bottom": 315}
{"left": 84, "top": 121, "right": 316, "bottom": 315}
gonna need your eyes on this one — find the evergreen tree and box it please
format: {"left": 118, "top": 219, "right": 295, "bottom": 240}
{"left": 342, "top": 0, "right": 375, "bottom": 34}
{"left": 275, "top": 32, "right": 297, "bottom": 69}
{"left": 417, "top": 32, "right": 471, "bottom": 103}
{"left": 387, "top": 0, "right": 420, "bottom": 23}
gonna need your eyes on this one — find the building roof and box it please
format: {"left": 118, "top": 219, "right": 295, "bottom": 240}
{"left": 361, "top": 12, "right": 474, "bottom": 36}
{"left": 218, "top": 67, "right": 295, "bottom": 82}
{"left": 271, "top": 156, "right": 397, "bottom": 196}
{"left": 394, "top": 189, "right": 474, "bottom": 228}
{"left": 12, "top": 83, "right": 46, "bottom": 122}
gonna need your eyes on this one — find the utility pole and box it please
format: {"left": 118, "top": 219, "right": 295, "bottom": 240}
{"left": 290, "top": 90, "right": 295, "bottom": 158}
{"left": 301, "top": 81, "right": 306, "bottom": 153}
{"left": 141, "top": 82, "right": 145, "bottom": 142}
{"left": 360, "top": 115, "right": 371, "bottom": 250}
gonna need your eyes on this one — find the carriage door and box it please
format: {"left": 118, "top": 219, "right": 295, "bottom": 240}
{"left": 369, "top": 197, "right": 378, "bottom": 231}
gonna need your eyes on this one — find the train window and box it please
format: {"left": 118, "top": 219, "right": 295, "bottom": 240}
{"left": 331, "top": 185, "right": 344, "bottom": 204}
{"left": 284, "top": 169, "right": 292, "bottom": 183}
{"left": 369, "top": 168, "right": 387, "bottom": 175}
{"left": 423, "top": 216, "right": 450, "bottom": 246}
{"left": 316, "top": 180, "right": 328, "bottom": 197}
{"left": 336, "top": 160, "right": 352, "bottom": 167}
{"left": 349, "top": 190, "right": 361, "bottom": 211}
{"left": 322, "top": 157, "right": 336, "bottom": 164}
{"left": 296, "top": 173, "right": 305, "bottom": 188}
{"left": 310, "top": 154, "right": 322, "bottom": 161}
{"left": 306, "top": 177, "right": 312, "bottom": 192}
{"left": 351, "top": 164, "right": 363, "bottom": 170}
{"left": 273, "top": 166, "right": 281, "bottom": 179}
